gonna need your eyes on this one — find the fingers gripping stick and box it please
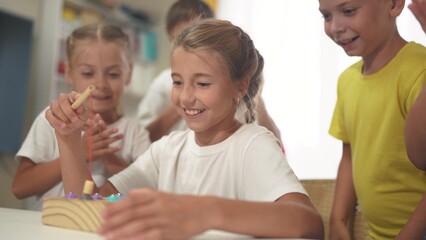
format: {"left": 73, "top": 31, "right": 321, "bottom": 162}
{"left": 71, "top": 85, "right": 96, "bottom": 110}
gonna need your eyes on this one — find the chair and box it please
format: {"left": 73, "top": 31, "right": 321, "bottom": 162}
{"left": 300, "top": 179, "right": 368, "bottom": 240}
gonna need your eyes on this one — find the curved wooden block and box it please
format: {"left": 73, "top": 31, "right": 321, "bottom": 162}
{"left": 42, "top": 197, "right": 105, "bottom": 232}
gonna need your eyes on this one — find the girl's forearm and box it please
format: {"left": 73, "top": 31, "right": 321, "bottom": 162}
{"left": 56, "top": 132, "right": 88, "bottom": 195}
{"left": 207, "top": 195, "right": 323, "bottom": 239}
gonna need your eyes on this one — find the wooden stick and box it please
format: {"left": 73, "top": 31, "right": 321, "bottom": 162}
{"left": 82, "top": 180, "right": 95, "bottom": 195}
{"left": 71, "top": 85, "right": 96, "bottom": 110}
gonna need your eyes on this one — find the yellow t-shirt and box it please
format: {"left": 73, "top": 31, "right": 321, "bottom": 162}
{"left": 329, "top": 42, "right": 426, "bottom": 239}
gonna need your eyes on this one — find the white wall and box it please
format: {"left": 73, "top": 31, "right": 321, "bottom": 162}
{"left": 218, "top": 0, "right": 426, "bottom": 179}
{"left": 0, "top": 0, "right": 41, "bottom": 20}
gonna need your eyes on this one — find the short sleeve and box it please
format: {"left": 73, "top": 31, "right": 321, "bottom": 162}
{"left": 15, "top": 108, "right": 58, "bottom": 164}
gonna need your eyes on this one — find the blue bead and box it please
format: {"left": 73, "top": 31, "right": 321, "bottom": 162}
{"left": 105, "top": 193, "right": 123, "bottom": 202}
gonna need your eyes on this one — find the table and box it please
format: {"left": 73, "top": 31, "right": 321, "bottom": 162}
{"left": 0, "top": 207, "right": 251, "bottom": 239}
{"left": 0, "top": 207, "right": 313, "bottom": 239}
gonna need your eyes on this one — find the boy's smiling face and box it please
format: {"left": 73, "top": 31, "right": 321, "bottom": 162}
{"left": 319, "top": 0, "right": 398, "bottom": 58}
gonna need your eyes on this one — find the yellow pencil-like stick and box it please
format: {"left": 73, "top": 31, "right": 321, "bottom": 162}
{"left": 71, "top": 85, "right": 96, "bottom": 110}
{"left": 82, "top": 180, "right": 95, "bottom": 196}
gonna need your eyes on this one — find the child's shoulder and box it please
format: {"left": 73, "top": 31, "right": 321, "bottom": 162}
{"left": 341, "top": 60, "right": 363, "bottom": 76}
{"left": 339, "top": 42, "right": 426, "bottom": 79}
{"left": 229, "top": 123, "right": 282, "bottom": 151}
{"left": 233, "top": 123, "right": 279, "bottom": 144}
{"left": 399, "top": 41, "right": 426, "bottom": 61}
{"left": 389, "top": 41, "right": 426, "bottom": 76}
{"left": 238, "top": 123, "right": 271, "bottom": 135}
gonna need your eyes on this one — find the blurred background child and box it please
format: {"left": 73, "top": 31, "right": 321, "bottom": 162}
{"left": 12, "top": 24, "right": 151, "bottom": 211}
{"left": 136, "top": 0, "right": 214, "bottom": 142}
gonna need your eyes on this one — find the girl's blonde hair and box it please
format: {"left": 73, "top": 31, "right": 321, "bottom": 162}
{"left": 66, "top": 23, "right": 131, "bottom": 67}
{"left": 172, "top": 19, "right": 263, "bottom": 123}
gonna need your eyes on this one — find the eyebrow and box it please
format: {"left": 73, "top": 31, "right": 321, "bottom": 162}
{"left": 171, "top": 72, "right": 214, "bottom": 79}
{"left": 76, "top": 64, "right": 123, "bottom": 69}
{"left": 319, "top": 0, "right": 352, "bottom": 11}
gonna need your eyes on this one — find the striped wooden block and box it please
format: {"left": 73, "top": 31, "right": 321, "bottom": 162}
{"left": 42, "top": 197, "right": 105, "bottom": 232}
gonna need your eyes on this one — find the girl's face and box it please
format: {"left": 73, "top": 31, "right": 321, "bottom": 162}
{"left": 66, "top": 41, "right": 131, "bottom": 121}
{"left": 319, "top": 0, "right": 395, "bottom": 59}
{"left": 171, "top": 47, "right": 241, "bottom": 144}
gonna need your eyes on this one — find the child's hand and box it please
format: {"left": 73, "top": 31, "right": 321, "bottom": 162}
{"left": 82, "top": 114, "right": 123, "bottom": 161}
{"left": 99, "top": 189, "right": 209, "bottom": 240}
{"left": 409, "top": 0, "right": 426, "bottom": 33}
{"left": 45, "top": 92, "right": 89, "bottom": 136}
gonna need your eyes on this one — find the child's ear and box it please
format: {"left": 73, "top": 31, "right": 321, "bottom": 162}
{"left": 64, "top": 62, "right": 74, "bottom": 86}
{"left": 237, "top": 77, "right": 250, "bottom": 97}
{"left": 390, "top": 0, "right": 405, "bottom": 17}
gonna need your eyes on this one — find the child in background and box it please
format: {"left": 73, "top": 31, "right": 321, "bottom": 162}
{"left": 137, "top": 0, "right": 283, "bottom": 145}
{"left": 46, "top": 19, "right": 323, "bottom": 239}
{"left": 409, "top": 0, "right": 426, "bottom": 33}
{"left": 136, "top": 0, "right": 214, "bottom": 142}
{"left": 12, "top": 24, "right": 151, "bottom": 211}
{"left": 318, "top": 0, "right": 426, "bottom": 239}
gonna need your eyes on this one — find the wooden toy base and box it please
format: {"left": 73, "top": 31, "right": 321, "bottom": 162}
{"left": 42, "top": 197, "right": 105, "bottom": 232}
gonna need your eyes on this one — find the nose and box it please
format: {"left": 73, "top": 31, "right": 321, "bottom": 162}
{"left": 94, "top": 73, "right": 108, "bottom": 90}
{"left": 328, "top": 17, "right": 345, "bottom": 35}
{"left": 180, "top": 84, "right": 195, "bottom": 106}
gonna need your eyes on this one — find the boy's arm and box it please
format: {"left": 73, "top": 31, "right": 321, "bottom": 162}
{"left": 329, "top": 143, "right": 357, "bottom": 240}
{"left": 406, "top": 83, "right": 426, "bottom": 170}
{"left": 12, "top": 157, "right": 61, "bottom": 199}
{"left": 396, "top": 193, "right": 426, "bottom": 239}
{"left": 408, "top": 0, "right": 426, "bottom": 33}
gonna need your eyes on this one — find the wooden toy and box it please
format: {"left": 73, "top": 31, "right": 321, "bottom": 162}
{"left": 42, "top": 180, "right": 107, "bottom": 232}
{"left": 42, "top": 196, "right": 105, "bottom": 232}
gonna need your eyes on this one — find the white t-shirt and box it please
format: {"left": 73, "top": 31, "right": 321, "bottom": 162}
{"left": 136, "top": 68, "right": 186, "bottom": 132}
{"left": 109, "top": 123, "right": 306, "bottom": 202}
{"left": 16, "top": 108, "right": 151, "bottom": 211}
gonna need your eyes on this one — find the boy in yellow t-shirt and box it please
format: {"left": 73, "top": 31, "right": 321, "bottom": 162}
{"left": 318, "top": 0, "right": 426, "bottom": 239}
